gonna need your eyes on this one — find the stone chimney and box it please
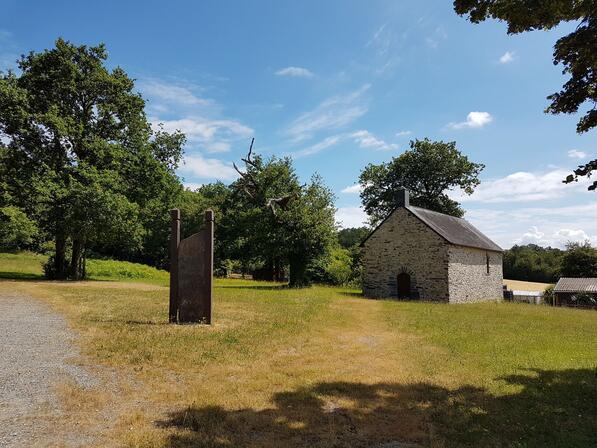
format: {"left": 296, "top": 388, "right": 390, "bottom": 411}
{"left": 395, "top": 188, "right": 409, "bottom": 207}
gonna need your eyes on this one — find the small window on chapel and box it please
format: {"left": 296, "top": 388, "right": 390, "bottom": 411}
{"left": 486, "top": 253, "right": 490, "bottom": 275}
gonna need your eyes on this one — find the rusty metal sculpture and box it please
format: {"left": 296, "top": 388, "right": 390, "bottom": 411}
{"left": 169, "top": 209, "right": 214, "bottom": 324}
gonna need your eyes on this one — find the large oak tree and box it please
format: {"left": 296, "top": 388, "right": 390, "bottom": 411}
{"left": 229, "top": 142, "right": 336, "bottom": 287}
{"left": 0, "top": 39, "right": 184, "bottom": 279}
{"left": 359, "top": 139, "right": 484, "bottom": 225}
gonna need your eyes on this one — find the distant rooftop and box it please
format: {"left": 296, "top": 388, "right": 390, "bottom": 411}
{"left": 554, "top": 278, "right": 597, "bottom": 293}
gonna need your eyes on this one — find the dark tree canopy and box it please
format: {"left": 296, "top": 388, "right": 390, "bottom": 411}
{"left": 560, "top": 241, "right": 597, "bottom": 277}
{"left": 359, "top": 139, "right": 484, "bottom": 225}
{"left": 337, "top": 227, "right": 370, "bottom": 249}
{"left": 0, "top": 39, "right": 184, "bottom": 279}
{"left": 503, "top": 244, "right": 563, "bottom": 283}
{"left": 454, "top": 0, "right": 597, "bottom": 190}
{"left": 227, "top": 143, "right": 337, "bottom": 287}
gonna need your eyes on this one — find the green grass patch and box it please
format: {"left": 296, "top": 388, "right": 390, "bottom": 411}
{"left": 0, "top": 251, "right": 168, "bottom": 284}
{"left": 86, "top": 259, "right": 169, "bottom": 284}
{"left": 0, "top": 251, "right": 45, "bottom": 279}
{"left": 2, "top": 252, "right": 596, "bottom": 447}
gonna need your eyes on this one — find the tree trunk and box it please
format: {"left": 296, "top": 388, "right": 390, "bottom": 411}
{"left": 53, "top": 233, "right": 68, "bottom": 280}
{"left": 263, "top": 259, "right": 275, "bottom": 281}
{"left": 274, "top": 258, "right": 284, "bottom": 282}
{"left": 289, "top": 256, "right": 309, "bottom": 288}
{"left": 69, "top": 237, "right": 85, "bottom": 280}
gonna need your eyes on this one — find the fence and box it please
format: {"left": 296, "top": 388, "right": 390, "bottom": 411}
{"left": 503, "top": 286, "right": 543, "bottom": 305}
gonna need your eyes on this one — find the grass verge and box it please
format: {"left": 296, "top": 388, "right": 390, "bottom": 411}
{"left": 0, "top": 253, "right": 595, "bottom": 447}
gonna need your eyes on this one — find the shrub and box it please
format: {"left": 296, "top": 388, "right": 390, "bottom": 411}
{"left": 542, "top": 285, "right": 555, "bottom": 306}
{"left": 0, "top": 206, "right": 38, "bottom": 251}
{"left": 324, "top": 247, "right": 353, "bottom": 285}
{"left": 561, "top": 241, "right": 597, "bottom": 277}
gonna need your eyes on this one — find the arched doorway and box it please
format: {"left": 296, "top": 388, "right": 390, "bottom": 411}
{"left": 397, "top": 273, "right": 411, "bottom": 298}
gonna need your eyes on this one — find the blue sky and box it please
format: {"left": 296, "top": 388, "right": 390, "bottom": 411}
{"left": 1, "top": 0, "right": 596, "bottom": 248}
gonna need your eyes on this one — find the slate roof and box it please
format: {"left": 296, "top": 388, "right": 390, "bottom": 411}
{"left": 408, "top": 206, "right": 503, "bottom": 252}
{"left": 554, "top": 278, "right": 597, "bottom": 293}
{"left": 361, "top": 205, "right": 503, "bottom": 253}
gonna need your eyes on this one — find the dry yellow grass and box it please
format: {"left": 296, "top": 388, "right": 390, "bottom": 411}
{"left": 503, "top": 279, "right": 552, "bottom": 291}
{"left": 4, "top": 277, "right": 596, "bottom": 448}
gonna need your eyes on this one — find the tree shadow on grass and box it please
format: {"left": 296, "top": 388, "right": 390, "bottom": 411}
{"left": 337, "top": 291, "right": 363, "bottom": 298}
{"left": 0, "top": 271, "right": 44, "bottom": 280}
{"left": 159, "top": 368, "right": 596, "bottom": 448}
{"left": 217, "top": 285, "right": 288, "bottom": 291}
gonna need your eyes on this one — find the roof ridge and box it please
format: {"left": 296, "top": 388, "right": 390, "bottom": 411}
{"left": 360, "top": 204, "right": 503, "bottom": 253}
{"left": 408, "top": 205, "right": 465, "bottom": 219}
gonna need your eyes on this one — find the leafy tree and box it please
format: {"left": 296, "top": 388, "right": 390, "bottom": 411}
{"left": 176, "top": 182, "right": 233, "bottom": 274}
{"left": 560, "top": 241, "right": 597, "bottom": 277}
{"left": 230, "top": 143, "right": 336, "bottom": 287}
{"left": 338, "top": 227, "right": 370, "bottom": 249}
{"left": 0, "top": 206, "right": 38, "bottom": 251}
{"left": 0, "top": 39, "right": 184, "bottom": 278}
{"left": 453, "top": 0, "right": 597, "bottom": 190}
{"left": 359, "top": 139, "right": 484, "bottom": 224}
{"left": 308, "top": 246, "right": 353, "bottom": 286}
{"left": 503, "top": 244, "right": 563, "bottom": 283}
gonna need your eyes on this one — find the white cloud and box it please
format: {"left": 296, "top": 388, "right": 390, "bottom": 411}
{"left": 554, "top": 228, "right": 592, "bottom": 243}
{"left": 204, "top": 141, "right": 231, "bottom": 153}
{"left": 451, "top": 168, "right": 590, "bottom": 204}
{"left": 336, "top": 206, "right": 368, "bottom": 228}
{"left": 448, "top": 111, "right": 493, "bottom": 130}
{"left": 465, "top": 203, "right": 597, "bottom": 249}
{"left": 395, "top": 130, "right": 411, "bottom": 137}
{"left": 180, "top": 155, "right": 238, "bottom": 181}
{"left": 514, "top": 226, "right": 549, "bottom": 246}
{"left": 367, "top": 23, "right": 391, "bottom": 56}
{"left": 351, "top": 130, "right": 398, "bottom": 151}
{"left": 568, "top": 149, "right": 588, "bottom": 159}
{"left": 139, "top": 79, "right": 212, "bottom": 107}
{"left": 286, "top": 84, "right": 370, "bottom": 141}
{"left": 292, "top": 135, "right": 342, "bottom": 158}
{"left": 153, "top": 117, "right": 253, "bottom": 153}
{"left": 425, "top": 27, "right": 448, "bottom": 50}
{"left": 341, "top": 184, "right": 363, "bottom": 194}
{"left": 183, "top": 182, "right": 203, "bottom": 191}
{"left": 499, "top": 51, "right": 515, "bottom": 64}
{"left": 365, "top": 23, "right": 404, "bottom": 76}
{"left": 275, "top": 66, "right": 314, "bottom": 78}
{"left": 513, "top": 227, "right": 596, "bottom": 247}
{"left": 142, "top": 77, "right": 254, "bottom": 154}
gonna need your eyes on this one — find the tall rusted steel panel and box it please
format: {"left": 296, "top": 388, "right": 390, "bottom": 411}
{"left": 169, "top": 209, "right": 214, "bottom": 324}
{"left": 169, "top": 209, "right": 181, "bottom": 323}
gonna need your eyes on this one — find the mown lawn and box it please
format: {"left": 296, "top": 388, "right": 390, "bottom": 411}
{"left": 0, "top": 252, "right": 169, "bottom": 284}
{"left": 1, "top": 253, "right": 596, "bottom": 447}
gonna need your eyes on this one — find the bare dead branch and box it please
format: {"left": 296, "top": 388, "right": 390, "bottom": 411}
{"left": 266, "top": 192, "right": 299, "bottom": 216}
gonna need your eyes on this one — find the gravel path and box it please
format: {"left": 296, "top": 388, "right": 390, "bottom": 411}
{"left": 0, "top": 290, "right": 98, "bottom": 447}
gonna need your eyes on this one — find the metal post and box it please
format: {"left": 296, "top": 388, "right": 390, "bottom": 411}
{"left": 169, "top": 209, "right": 181, "bottom": 323}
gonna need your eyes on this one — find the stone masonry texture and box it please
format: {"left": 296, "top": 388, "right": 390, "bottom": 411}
{"left": 447, "top": 246, "right": 503, "bottom": 303}
{"left": 362, "top": 207, "right": 503, "bottom": 303}
{"left": 362, "top": 208, "right": 450, "bottom": 300}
